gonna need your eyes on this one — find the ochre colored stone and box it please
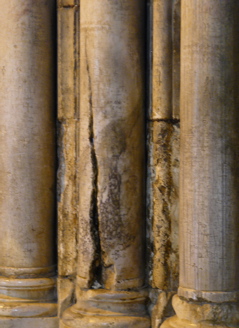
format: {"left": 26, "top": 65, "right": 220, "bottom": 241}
{"left": 148, "top": 122, "right": 179, "bottom": 291}
{"left": 149, "top": 0, "right": 173, "bottom": 119}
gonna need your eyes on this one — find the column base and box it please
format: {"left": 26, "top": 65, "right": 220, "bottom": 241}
{"left": 161, "top": 295, "right": 239, "bottom": 328}
{"left": 161, "top": 316, "right": 234, "bottom": 328}
{"left": 61, "top": 289, "right": 150, "bottom": 328}
{"left": 0, "top": 316, "right": 58, "bottom": 328}
{"left": 0, "top": 277, "right": 57, "bottom": 317}
{"left": 0, "top": 302, "right": 57, "bottom": 318}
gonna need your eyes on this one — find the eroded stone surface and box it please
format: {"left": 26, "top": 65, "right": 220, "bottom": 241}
{"left": 57, "top": 278, "right": 75, "bottom": 317}
{"left": 173, "top": 295, "right": 239, "bottom": 325}
{"left": 58, "top": 120, "right": 78, "bottom": 278}
{"left": 77, "top": 0, "right": 146, "bottom": 291}
{"left": 60, "top": 0, "right": 150, "bottom": 326}
{"left": 147, "top": 121, "right": 179, "bottom": 327}
{"left": 57, "top": 4, "right": 80, "bottom": 318}
{"left": 147, "top": 121, "right": 179, "bottom": 291}
{"left": 148, "top": 290, "right": 175, "bottom": 328}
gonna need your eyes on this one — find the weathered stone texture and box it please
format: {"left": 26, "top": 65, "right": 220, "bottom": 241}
{"left": 57, "top": 277, "right": 75, "bottom": 317}
{"left": 172, "top": 295, "right": 239, "bottom": 325}
{"left": 148, "top": 121, "right": 179, "bottom": 290}
{"left": 58, "top": 121, "right": 78, "bottom": 278}
{"left": 58, "top": 1, "right": 181, "bottom": 327}
{"left": 57, "top": 0, "right": 79, "bottom": 273}
{"left": 58, "top": 7, "right": 78, "bottom": 120}
{"left": 148, "top": 290, "right": 175, "bottom": 328}
{"left": 57, "top": 4, "right": 79, "bottom": 316}
{"left": 77, "top": 0, "right": 146, "bottom": 291}
{"left": 147, "top": 2, "right": 180, "bottom": 326}
{"left": 147, "top": 121, "right": 179, "bottom": 327}
{"left": 61, "top": 0, "right": 150, "bottom": 327}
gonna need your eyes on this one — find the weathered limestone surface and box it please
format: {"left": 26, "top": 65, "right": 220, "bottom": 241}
{"left": 148, "top": 1, "right": 180, "bottom": 326}
{"left": 76, "top": 0, "right": 146, "bottom": 290}
{"left": 57, "top": 2, "right": 79, "bottom": 316}
{"left": 148, "top": 122, "right": 179, "bottom": 291}
{"left": 162, "top": 1, "right": 239, "bottom": 327}
{"left": 61, "top": 0, "right": 150, "bottom": 327}
{"left": 148, "top": 290, "right": 175, "bottom": 328}
{"left": 0, "top": 0, "right": 57, "bottom": 323}
{"left": 147, "top": 122, "right": 179, "bottom": 327}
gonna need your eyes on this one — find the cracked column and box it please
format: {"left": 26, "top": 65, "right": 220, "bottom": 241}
{"left": 0, "top": 0, "right": 57, "bottom": 324}
{"left": 148, "top": 1, "right": 180, "bottom": 326}
{"left": 162, "top": 1, "right": 239, "bottom": 327}
{"left": 61, "top": 0, "right": 150, "bottom": 327}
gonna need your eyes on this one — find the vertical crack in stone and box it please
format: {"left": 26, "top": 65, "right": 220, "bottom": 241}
{"left": 85, "top": 39, "right": 102, "bottom": 287}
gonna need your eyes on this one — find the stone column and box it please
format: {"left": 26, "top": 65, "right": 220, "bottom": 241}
{"left": 0, "top": 0, "right": 57, "bottom": 322}
{"left": 148, "top": 1, "right": 180, "bottom": 326}
{"left": 150, "top": 0, "right": 173, "bottom": 120}
{"left": 57, "top": 0, "right": 79, "bottom": 315}
{"left": 61, "top": 0, "right": 150, "bottom": 327}
{"left": 162, "top": 1, "right": 239, "bottom": 327}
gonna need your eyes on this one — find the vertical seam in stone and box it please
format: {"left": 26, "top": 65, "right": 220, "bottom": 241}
{"left": 85, "top": 37, "right": 102, "bottom": 287}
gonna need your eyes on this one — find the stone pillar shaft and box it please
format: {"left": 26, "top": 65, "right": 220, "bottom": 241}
{"left": 61, "top": 0, "right": 150, "bottom": 327}
{"left": 77, "top": 0, "right": 145, "bottom": 291}
{"left": 179, "top": 0, "right": 239, "bottom": 301}
{"left": 150, "top": 0, "right": 173, "bottom": 120}
{"left": 162, "top": 1, "right": 239, "bottom": 327}
{"left": 148, "top": 1, "right": 180, "bottom": 326}
{"left": 0, "top": 0, "right": 56, "bottom": 319}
